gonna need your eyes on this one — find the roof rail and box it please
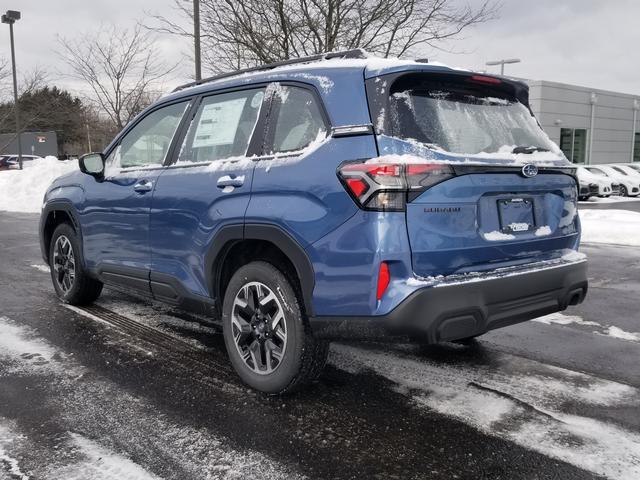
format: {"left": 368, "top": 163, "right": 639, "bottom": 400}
{"left": 172, "top": 48, "right": 369, "bottom": 93}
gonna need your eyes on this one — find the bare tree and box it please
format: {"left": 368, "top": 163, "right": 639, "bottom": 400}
{"left": 149, "top": 0, "right": 498, "bottom": 73}
{"left": 58, "top": 25, "right": 176, "bottom": 130}
{"left": 0, "top": 58, "right": 12, "bottom": 103}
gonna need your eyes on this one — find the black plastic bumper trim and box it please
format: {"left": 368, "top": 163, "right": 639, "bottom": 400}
{"left": 309, "top": 260, "right": 588, "bottom": 342}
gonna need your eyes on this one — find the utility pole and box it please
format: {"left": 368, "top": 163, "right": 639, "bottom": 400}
{"left": 486, "top": 58, "right": 521, "bottom": 76}
{"left": 193, "top": 0, "right": 202, "bottom": 81}
{"left": 2, "top": 10, "right": 22, "bottom": 169}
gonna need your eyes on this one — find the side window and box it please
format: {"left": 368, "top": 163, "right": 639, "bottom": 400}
{"left": 269, "top": 85, "right": 327, "bottom": 154}
{"left": 177, "top": 88, "right": 265, "bottom": 163}
{"left": 106, "top": 101, "right": 189, "bottom": 171}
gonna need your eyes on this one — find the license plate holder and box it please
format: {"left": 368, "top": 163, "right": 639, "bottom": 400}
{"left": 498, "top": 198, "right": 535, "bottom": 233}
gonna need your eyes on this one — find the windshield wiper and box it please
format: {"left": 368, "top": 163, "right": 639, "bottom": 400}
{"left": 512, "top": 146, "right": 550, "bottom": 154}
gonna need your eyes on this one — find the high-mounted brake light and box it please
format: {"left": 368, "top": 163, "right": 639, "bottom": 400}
{"left": 377, "top": 262, "right": 390, "bottom": 301}
{"left": 338, "top": 160, "right": 455, "bottom": 211}
{"left": 468, "top": 75, "right": 502, "bottom": 85}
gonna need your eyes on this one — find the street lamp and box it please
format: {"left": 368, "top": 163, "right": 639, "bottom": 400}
{"left": 486, "top": 58, "right": 521, "bottom": 76}
{"left": 1, "top": 10, "right": 22, "bottom": 170}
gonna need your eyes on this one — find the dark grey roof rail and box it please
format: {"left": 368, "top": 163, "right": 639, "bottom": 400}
{"left": 172, "top": 48, "right": 369, "bottom": 93}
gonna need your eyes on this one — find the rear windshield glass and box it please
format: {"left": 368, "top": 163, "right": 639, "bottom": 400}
{"left": 388, "top": 76, "right": 556, "bottom": 155}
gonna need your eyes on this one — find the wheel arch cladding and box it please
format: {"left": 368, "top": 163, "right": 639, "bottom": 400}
{"left": 40, "top": 202, "right": 81, "bottom": 264}
{"left": 206, "top": 224, "right": 316, "bottom": 316}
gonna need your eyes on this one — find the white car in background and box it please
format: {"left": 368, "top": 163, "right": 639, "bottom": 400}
{"left": 586, "top": 165, "right": 640, "bottom": 197}
{"left": 610, "top": 164, "right": 640, "bottom": 181}
{"left": 576, "top": 166, "right": 613, "bottom": 199}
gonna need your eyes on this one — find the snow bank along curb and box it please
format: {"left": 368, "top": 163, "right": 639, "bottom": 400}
{"left": 0, "top": 157, "right": 77, "bottom": 213}
{"left": 579, "top": 209, "right": 640, "bottom": 246}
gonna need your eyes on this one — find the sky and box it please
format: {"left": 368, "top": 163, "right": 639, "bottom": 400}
{"left": 1, "top": 0, "right": 639, "bottom": 97}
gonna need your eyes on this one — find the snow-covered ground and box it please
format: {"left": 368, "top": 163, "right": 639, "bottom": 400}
{"left": 579, "top": 209, "right": 640, "bottom": 246}
{"left": 0, "top": 315, "right": 305, "bottom": 480}
{"left": 0, "top": 156, "right": 77, "bottom": 213}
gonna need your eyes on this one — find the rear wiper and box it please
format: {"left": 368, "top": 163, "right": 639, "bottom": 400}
{"left": 512, "top": 146, "right": 550, "bottom": 154}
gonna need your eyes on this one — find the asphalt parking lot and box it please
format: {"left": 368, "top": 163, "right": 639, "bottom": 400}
{"left": 0, "top": 209, "right": 638, "bottom": 480}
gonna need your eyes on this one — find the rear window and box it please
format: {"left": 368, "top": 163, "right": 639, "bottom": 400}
{"left": 387, "top": 75, "right": 556, "bottom": 155}
{"left": 267, "top": 86, "right": 326, "bottom": 154}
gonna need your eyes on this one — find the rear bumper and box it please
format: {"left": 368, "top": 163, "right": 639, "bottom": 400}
{"left": 309, "top": 258, "right": 588, "bottom": 342}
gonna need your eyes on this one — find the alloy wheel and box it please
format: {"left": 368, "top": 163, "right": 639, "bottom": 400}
{"left": 53, "top": 235, "right": 76, "bottom": 294}
{"left": 231, "top": 281, "right": 287, "bottom": 375}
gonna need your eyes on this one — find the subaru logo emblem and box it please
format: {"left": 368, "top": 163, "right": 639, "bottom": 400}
{"left": 522, "top": 164, "right": 538, "bottom": 178}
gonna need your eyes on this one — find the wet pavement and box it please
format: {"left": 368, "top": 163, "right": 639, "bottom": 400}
{"left": 0, "top": 211, "right": 639, "bottom": 480}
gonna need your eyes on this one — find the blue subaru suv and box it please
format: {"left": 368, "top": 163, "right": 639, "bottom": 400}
{"left": 40, "top": 50, "right": 588, "bottom": 393}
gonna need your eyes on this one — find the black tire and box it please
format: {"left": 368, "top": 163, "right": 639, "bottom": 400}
{"left": 222, "top": 261, "right": 329, "bottom": 394}
{"left": 620, "top": 185, "right": 628, "bottom": 197}
{"left": 49, "top": 223, "right": 103, "bottom": 305}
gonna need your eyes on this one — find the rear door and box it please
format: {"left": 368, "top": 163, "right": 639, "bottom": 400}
{"left": 80, "top": 100, "right": 191, "bottom": 291}
{"left": 149, "top": 87, "right": 268, "bottom": 302}
{"left": 370, "top": 72, "right": 580, "bottom": 277}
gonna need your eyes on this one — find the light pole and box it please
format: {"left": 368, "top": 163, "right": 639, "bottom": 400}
{"left": 193, "top": 0, "right": 201, "bottom": 81}
{"left": 631, "top": 99, "right": 639, "bottom": 163}
{"left": 486, "top": 58, "right": 521, "bottom": 76}
{"left": 2, "top": 10, "right": 22, "bottom": 170}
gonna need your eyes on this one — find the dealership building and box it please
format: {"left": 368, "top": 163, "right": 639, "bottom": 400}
{"left": 525, "top": 79, "right": 639, "bottom": 165}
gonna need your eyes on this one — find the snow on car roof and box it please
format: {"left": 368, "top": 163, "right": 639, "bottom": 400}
{"left": 164, "top": 55, "right": 461, "bottom": 101}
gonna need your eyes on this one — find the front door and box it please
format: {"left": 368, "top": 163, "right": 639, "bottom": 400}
{"left": 79, "top": 100, "right": 191, "bottom": 292}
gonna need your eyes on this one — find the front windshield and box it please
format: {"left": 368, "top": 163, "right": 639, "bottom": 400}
{"left": 388, "top": 78, "right": 557, "bottom": 155}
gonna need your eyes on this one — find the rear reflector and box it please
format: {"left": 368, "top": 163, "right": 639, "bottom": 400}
{"left": 377, "top": 262, "right": 390, "bottom": 301}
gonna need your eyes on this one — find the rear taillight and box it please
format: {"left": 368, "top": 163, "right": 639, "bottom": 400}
{"left": 338, "top": 160, "right": 455, "bottom": 211}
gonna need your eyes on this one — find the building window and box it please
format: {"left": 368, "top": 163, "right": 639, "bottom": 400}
{"left": 634, "top": 132, "right": 640, "bottom": 163}
{"left": 560, "top": 128, "right": 587, "bottom": 163}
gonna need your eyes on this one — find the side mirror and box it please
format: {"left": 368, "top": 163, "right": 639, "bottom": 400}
{"left": 79, "top": 153, "right": 105, "bottom": 180}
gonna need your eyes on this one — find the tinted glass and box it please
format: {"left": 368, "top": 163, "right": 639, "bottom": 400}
{"left": 388, "top": 76, "right": 557, "bottom": 155}
{"left": 270, "top": 86, "right": 326, "bottom": 153}
{"left": 107, "top": 101, "right": 189, "bottom": 170}
{"left": 178, "top": 88, "right": 265, "bottom": 163}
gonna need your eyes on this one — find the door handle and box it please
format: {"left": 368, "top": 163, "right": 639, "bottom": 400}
{"left": 133, "top": 180, "right": 153, "bottom": 193}
{"left": 216, "top": 175, "right": 245, "bottom": 189}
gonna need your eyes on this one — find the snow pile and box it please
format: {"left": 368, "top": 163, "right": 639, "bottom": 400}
{"left": 0, "top": 156, "right": 77, "bottom": 213}
{"left": 579, "top": 209, "right": 640, "bottom": 246}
